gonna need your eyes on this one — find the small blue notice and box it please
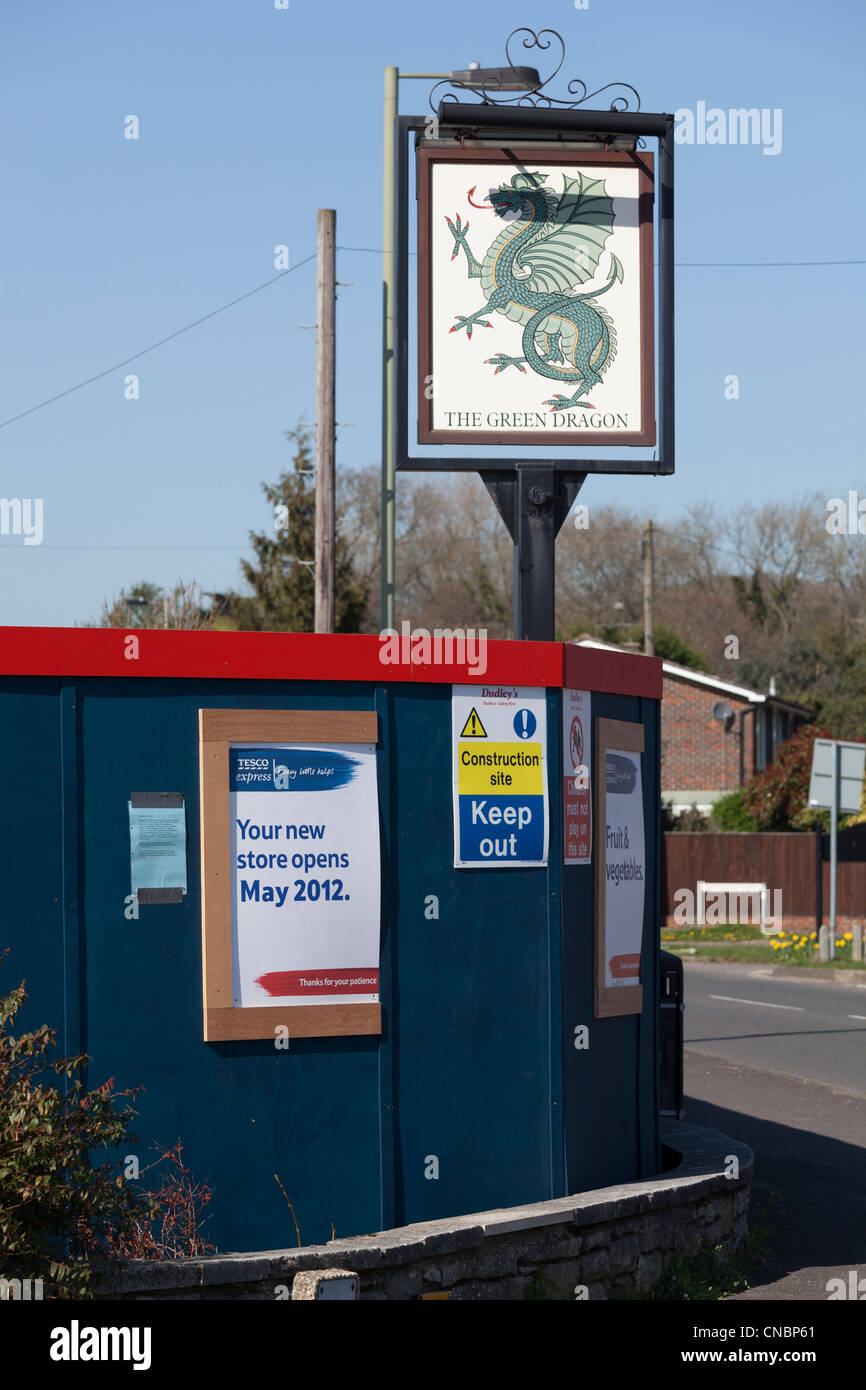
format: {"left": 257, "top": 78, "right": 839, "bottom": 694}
{"left": 129, "top": 805, "right": 188, "bottom": 894}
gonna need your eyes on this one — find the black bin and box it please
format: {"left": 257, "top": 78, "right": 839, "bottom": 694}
{"left": 659, "top": 949, "right": 684, "bottom": 1119}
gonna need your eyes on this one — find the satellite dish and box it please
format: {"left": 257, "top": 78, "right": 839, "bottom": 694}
{"left": 712, "top": 700, "right": 735, "bottom": 729}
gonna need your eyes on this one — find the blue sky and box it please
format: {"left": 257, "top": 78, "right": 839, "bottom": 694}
{"left": 1, "top": 0, "right": 864, "bottom": 625}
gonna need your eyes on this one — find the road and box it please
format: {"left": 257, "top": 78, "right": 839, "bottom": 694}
{"left": 683, "top": 960, "right": 866, "bottom": 1093}
{"left": 681, "top": 960, "right": 866, "bottom": 1300}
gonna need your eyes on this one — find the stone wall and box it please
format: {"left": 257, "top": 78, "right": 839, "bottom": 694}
{"left": 99, "top": 1119, "right": 752, "bottom": 1302}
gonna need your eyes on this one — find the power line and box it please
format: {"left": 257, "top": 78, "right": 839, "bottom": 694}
{"left": 0, "top": 253, "right": 317, "bottom": 431}
{"left": 339, "top": 245, "right": 415, "bottom": 254}
{"left": 3, "top": 240, "right": 860, "bottom": 434}
{"left": 652, "top": 523, "right": 745, "bottom": 564}
{"left": 0, "top": 544, "right": 249, "bottom": 551}
{"left": 337, "top": 245, "right": 865, "bottom": 268}
{"left": 674, "top": 259, "right": 865, "bottom": 268}
{"left": 653, "top": 521, "right": 855, "bottom": 569}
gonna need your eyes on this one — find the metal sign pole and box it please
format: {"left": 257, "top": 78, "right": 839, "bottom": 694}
{"left": 829, "top": 740, "right": 838, "bottom": 959}
{"left": 380, "top": 66, "right": 399, "bottom": 632}
{"left": 483, "top": 468, "right": 585, "bottom": 641}
{"left": 314, "top": 209, "right": 336, "bottom": 634}
{"left": 392, "top": 29, "right": 675, "bottom": 640}
{"left": 514, "top": 469, "right": 560, "bottom": 641}
{"left": 809, "top": 736, "right": 866, "bottom": 957}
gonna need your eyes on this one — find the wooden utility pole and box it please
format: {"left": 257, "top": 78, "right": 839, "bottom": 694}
{"left": 314, "top": 209, "right": 336, "bottom": 633}
{"left": 642, "top": 518, "right": 655, "bottom": 656}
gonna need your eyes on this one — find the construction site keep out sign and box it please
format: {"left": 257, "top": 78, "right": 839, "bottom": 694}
{"left": 451, "top": 685, "right": 549, "bottom": 868}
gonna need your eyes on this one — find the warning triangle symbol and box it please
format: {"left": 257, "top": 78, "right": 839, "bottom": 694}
{"left": 460, "top": 707, "right": 487, "bottom": 738}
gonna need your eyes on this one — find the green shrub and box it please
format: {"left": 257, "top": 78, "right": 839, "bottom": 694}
{"left": 1, "top": 961, "right": 216, "bottom": 1298}
{"left": 662, "top": 804, "right": 710, "bottom": 832}
{"left": 0, "top": 958, "right": 159, "bottom": 1297}
{"left": 741, "top": 725, "right": 832, "bottom": 830}
{"left": 712, "top": 788, "right": 759, "bottom": 832}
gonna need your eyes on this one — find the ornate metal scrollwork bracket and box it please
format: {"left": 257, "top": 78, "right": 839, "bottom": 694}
{"left": 428, "top": 27, "right": 641, "bottom": 118}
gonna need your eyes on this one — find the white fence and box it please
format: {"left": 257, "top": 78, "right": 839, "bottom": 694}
{"left": 696, "top": 880, "right": 779, "bottom": 936}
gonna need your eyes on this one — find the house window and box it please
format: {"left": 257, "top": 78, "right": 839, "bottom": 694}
{"left": 755, "top": 709, "right": 766, "bottom": 771}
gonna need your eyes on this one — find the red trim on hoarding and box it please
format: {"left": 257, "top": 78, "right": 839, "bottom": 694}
{"left": 564, "top": 643, "right": 663, "bottom": 700}
{"left": 0, "top": 627, "right": 564, "bottom": 687}
{"left": 0, "top": 627, "right": 662, "bottom": 698}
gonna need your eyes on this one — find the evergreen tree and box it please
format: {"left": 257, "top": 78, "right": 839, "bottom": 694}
{"left": 578, "top": 621, "right": 710, "bottom": 672}
{"left": 229, "top": 425, "right": 369, "bottom": 633}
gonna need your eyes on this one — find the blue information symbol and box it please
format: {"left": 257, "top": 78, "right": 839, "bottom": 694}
{"left": 513, "top": 708, "right": 537, "bottom": 740}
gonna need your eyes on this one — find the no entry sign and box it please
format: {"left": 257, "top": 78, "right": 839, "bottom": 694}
{"left": 562, "top": 689, "right": 591, "bottom": 865}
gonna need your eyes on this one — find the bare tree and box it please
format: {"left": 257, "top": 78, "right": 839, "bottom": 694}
{"left": 98, "top": 580, "right": 214, "bottom": 630}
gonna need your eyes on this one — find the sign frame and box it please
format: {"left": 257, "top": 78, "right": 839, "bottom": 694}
{"left": 594, "top": 716, "right": 645, "bottom": 1019}
{"left": 198, "top": 708, "right": 381, "bottom": 1042}
{"left": 808, "top": 738, "right": 866, "bottom": 815}
{"left": 417, "top": 146, "right": 656, "bottom": 449}
{"left": 394, "top": 110, "right": 675, "bottom": 476}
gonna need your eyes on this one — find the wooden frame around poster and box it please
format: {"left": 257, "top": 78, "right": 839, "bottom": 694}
{"left": 417, "top": 146, "right": 656, "bottom": 449}
{"left": 594, "top": 717, "right": 645, "bottom": 1019}
{"left": 199, "top": 709, "right": 381, "bottom": 1042}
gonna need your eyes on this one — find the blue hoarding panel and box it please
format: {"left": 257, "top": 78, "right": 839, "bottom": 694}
{"left": 0, "top": 671, "right": 658, "bottom": 1253}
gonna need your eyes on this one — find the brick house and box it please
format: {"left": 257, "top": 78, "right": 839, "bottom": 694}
{"left": 574, "top": 639, "right": 814, "bottom": 815}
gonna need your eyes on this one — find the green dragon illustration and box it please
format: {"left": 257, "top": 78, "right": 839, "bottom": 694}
{"left": 445, "top": 170, "right": 622, "bottom": 411}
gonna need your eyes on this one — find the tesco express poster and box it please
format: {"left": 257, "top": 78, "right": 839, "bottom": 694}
{"left": 229, "top": 743, "right": 380, "bottom": 1008}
